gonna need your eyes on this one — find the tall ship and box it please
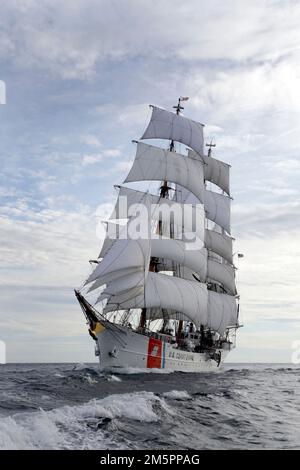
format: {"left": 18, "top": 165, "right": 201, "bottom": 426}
{"left": 75, "top": 98, "right": 241, "bottom": 372}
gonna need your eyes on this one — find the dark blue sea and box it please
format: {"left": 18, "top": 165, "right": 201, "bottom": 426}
{"left": 0, "top": 363, "right": 299, "bottom": 449}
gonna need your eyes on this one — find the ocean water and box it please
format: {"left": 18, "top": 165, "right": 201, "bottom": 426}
{"left": 0, "top": 363, "right": 299, "bottom": 450}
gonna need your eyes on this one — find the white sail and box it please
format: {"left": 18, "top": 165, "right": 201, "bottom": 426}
{"left": 87, "top": 267, "right": 141, "bottom": 293}
{"left": 175, "top": 185, "right": 231, "bottom": 235}
{"left": 205, "top": 229, "right": 233, "bottom": 264}
{"left": 145, "top": 308, "right": 193, "bottom": 324}
{"left": 207, "top": 290, "right": 238, "bottom": 333}
{"left": 100, "top": 188, "right": 231, "bottom": 262}
{"left": 104, "top": 272, "right": 237, "bottom": 334}
{"left": 89, "top": 269, "right": 145, "bottom": 297}
{"left": 76, "top": 101, "right": 241, "bottom": 371}
{"left": 207, "top": 259, "right": 236, "bottom": 295}
{"left": 98, "top": 280, "right": 145, "bottom": 304}
{"left": 204, "top": 190, "right": 231, "bottom": 234}
{"left": 86, "top": 195, "right": 151, "bottom": 287}
{"left": 151, "top": 238, "right": 207, "bottom": 280}
{"left": 152, "top": 238, "right": 235, "bottom": 293}
{"left": 141, "top": 106, "right": 204, "bottom": 155}
{"left": 104, "top": 271, "right": 209, "bottom": 329}
{"left": 188, "top": 149, "right": 230, "bottom": 195}
{"left": 101, "top": 284, "right": 146, "bottom": 307}
{"left": 108, "top": 185, "right": 205, "bottom": 243}
{"left": 124, "top": 142, "right": 204, "bottom": 203}
{"left": 98, "top": 220, "right": 121, "bottom": 258}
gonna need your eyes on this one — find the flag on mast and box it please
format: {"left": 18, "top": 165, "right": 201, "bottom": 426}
{"left": 180, "top": 96, "right": 189, "bottom": 101}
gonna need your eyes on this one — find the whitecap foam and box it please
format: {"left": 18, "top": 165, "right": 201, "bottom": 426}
{"left": 103, "top": 366, "right": 174, "bottom": 375}
{"left": 84, "top": 375, "right": 98, "bottom": 385}
{"left": 72, "top": 362, "right": 88, "bottom": 371}
{"left": 107, "top": 375, "right": 122, "bottom": 382}
{"left": 162, "top": 390, "right": 191, "bottom": 400}
{"left": 0, "top": 391, "right": 172, "bottom": 450}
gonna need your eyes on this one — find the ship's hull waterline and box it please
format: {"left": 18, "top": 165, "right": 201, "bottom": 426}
{"left": 94, "top": 321, "right": 229, "bottom": 372}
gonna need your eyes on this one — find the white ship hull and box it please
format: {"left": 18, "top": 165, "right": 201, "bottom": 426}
{"left": 94, "top": 321, "right": 229, "bottom": 372}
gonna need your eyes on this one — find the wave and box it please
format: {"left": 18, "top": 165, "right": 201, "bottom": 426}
{"left": 72, "top": 363, "right": 89, "bottom": 371}
{"left": 102, "top": 366, "right": 174, "bottom": 375}
{"left": 0, "top": 391, "right": 172, "bottom": 450}
{"left": 106, "top": 375, "right": 122, "bottom": 382}
{"left": 162, "top": 390, "right": 191, "bottom": 400}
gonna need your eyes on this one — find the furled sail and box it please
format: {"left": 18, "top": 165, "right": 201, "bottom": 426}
{"left": 124, "top": 142, "right": 204, "bottom": 203}
{"left": 141, "top": 105, "right": 204, "bottom": 155}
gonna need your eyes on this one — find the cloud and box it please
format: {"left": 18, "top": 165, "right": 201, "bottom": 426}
{"left": 81, "top": 148, "right": 121, "bottom": 166}
{"left": 81, "top": 154, "right": 103, "bottom": 166}
{"left": 1, "top": 0, "right": 300, "bottom": 362}
{"left": 187, "top": 57, "right": 300, "bottom": 125}
{"left": 0, "top": 197, "right": 112, "bottom": 288}
{"left": 80, "top": 134, "right": 102, "bottom": 147}
{"left": 233, "top": 202, "right": 300, "bottom": 236}
{"left": 1, "top": 1, "right": 300, "bottom": 79}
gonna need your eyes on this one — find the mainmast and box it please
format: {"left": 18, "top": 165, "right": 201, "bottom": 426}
{"left": 140, "top": 97, "right": 188, "bottom": 331}
{"left": 161, "top": 97, "right": 188, "bottom": 336}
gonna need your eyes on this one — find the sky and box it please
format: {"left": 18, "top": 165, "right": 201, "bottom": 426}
{"left": 0, "top": 0, "right": 299, "bottom": 363}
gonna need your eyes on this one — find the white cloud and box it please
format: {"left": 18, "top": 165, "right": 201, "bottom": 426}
{"left": 81, "top": 148, "right": 121, "bottom": 166}
{"left": 81, "top": 154, "right": 103, "bottom": 166}
{"left": 118, "top": 103, "right": 151, "bottom": 129}
{"left": 1, "top": 1, "right": 300, "bottom": 79}
{"left": 0, "top": 198, "right": 112, "bottom": 288}
{"left": 232, "top": 201, "right": 300, "bottom": 236}
{"left": 234, "top": 232, "right": 300, "bottom": 326}
{"left": 187, "top": 58, "right": 300, "bottom": 122}
{"left": 80, "top": 134, "right": 102, "bottom": 147}
{"left": 1, "top": 0, "right": 300, "bottom": 362}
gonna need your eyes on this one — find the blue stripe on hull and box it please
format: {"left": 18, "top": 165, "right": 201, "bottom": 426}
{"left": 162, "top": 341, "right": 166, "bottom": 368}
